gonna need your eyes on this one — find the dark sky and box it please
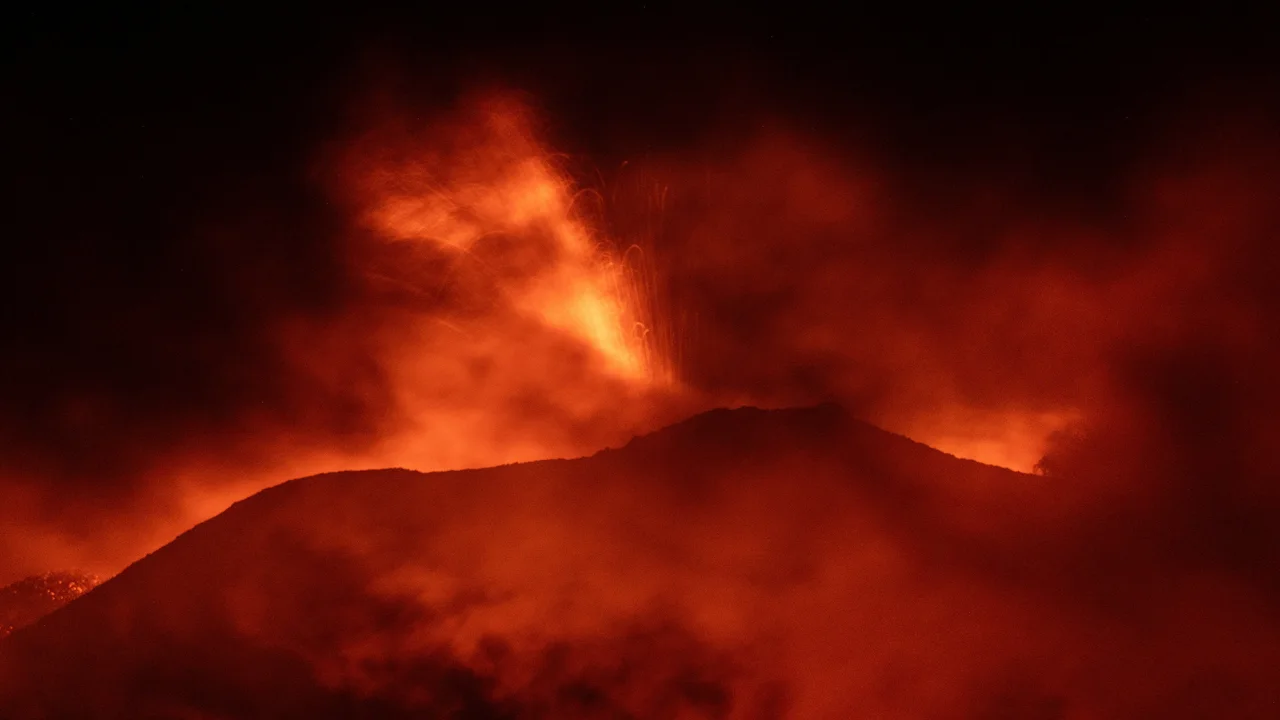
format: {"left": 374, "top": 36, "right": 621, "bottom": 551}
{"left": 3, "top": 5, "right": 1280, "bottom": 581}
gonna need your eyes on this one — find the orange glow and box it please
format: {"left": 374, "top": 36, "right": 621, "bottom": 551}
{"left": 17, "top": 94, "right": 1276, "bottom": 595}
{"left": 6, "top": 81, "right": 1280, "bottom": 718}
{"left": 893, "top": 408, "right": 1082, "bottom": 472}
{"left": 352, "top": 96, "right": 670, "bottom": 386}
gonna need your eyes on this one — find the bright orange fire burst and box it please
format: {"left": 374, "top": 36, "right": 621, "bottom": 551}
{"left": 357, "top": 98, "right": 672, "bottom": 386}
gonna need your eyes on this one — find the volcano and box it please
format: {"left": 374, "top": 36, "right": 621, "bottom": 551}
{"left": 1, "top": 405, "right": 1276, "bottom": 718}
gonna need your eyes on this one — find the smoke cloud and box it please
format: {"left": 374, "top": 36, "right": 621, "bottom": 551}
{"left": 2, "top": 15, "right": 1279, "bottom": 626}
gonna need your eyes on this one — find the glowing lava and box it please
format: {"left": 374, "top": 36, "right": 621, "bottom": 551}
{"left": 354, "top": 97, "right": 668, "bottom": 385}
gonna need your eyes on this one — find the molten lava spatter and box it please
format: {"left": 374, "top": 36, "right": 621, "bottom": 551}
{"left": 355, "top": 97, "right": 670, "bottom": 386}
{"left": 0, "top": 572, "right": 100, "bottom": 638}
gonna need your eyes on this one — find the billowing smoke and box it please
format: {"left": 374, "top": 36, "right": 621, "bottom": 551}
{"left": 3, "top": 18, "right": 1279, "bottom": 639}
{"left": 0, "top": 87, "right": 699, "bottom": 583}
{"left": 3, "top": 12, "right": 1280, "bottom": 716}
{"left": 3, "top": 407, "right": 1278, "bottom": 717}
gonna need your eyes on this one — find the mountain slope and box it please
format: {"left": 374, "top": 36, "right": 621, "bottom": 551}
{"left": 0, "top": 572, "right": 100, "bottom": 639}
{"left": 1, "top": 405, "right": 1276, "bottom": 718}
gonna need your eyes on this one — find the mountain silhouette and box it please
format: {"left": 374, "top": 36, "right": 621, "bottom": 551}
{"left": 1, "top": 405, "right": 1275, "bottom": 718}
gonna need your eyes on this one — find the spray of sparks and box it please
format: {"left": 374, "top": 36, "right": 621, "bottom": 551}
{"left": 360, "top": 99, "right": 674, "bottom": 387}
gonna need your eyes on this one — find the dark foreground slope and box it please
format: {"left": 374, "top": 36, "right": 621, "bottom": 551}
{"left": 1, "top": 406, "right": 1277, "bottom": 718}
